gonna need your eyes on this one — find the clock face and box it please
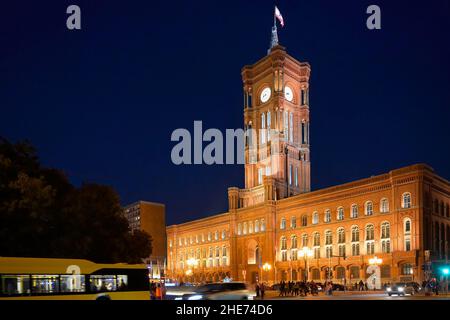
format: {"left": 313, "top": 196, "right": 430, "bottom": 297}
{"left": 284, "top": 86, "right": 294, "bottom": 102}
{"left": 260, "top": 87, "right": 271, "bottom": 103}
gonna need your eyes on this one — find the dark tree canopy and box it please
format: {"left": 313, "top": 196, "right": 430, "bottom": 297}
{"left": 0, "top": 137, "right": 152, "bottom": 263}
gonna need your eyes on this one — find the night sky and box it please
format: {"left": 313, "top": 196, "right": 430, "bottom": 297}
{"left": 1, "top": 1, "right": 450, "bottom": 225}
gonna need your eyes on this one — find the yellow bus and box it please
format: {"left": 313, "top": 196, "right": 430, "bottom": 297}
{"left": 0, "top": 257, "right": 151, "bottom": 300}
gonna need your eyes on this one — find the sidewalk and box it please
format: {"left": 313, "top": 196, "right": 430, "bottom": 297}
{"left": 254, "top": 290, "right": 450, "bottom": 300}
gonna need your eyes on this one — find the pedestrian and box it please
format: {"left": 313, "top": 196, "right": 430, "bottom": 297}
{"left": 255, "top": 283, "right": 260, "bottom": 298}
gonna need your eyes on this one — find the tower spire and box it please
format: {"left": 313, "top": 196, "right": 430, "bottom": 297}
{"left": 268, "top": 26, "right": 279, "bottom": 54}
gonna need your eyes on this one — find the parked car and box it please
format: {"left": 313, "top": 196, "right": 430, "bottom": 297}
{"left": 332, "top": 284, "right": 345, "bottom": 291}
{"left": 179, "top": 282, "right": 255, "bottom": 300}
{"left": 386, "top": 282, "right": 419, "bottom": 296}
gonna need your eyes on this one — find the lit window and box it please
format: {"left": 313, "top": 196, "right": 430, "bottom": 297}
{"left": 312, "top": 212, "right": 319, "bottom": 224}
{"left": 258, "top": 168, "right": 263, "bottom": 185}
{"left": 380, "top": 198, "right": 389, "bottom": 213}
{"left": 365, "top": 201, "right": 373, "bottom": 216}
{"left": 337, "top": 207, "right": 344, "bottom": 220}
{"left": 402, "top": 193, "right": 412, "bottom": 209}
{"left": 301, "top": 215, "right": 307, "bottom": 227}
{"left": 351, "top": 204, "right": 358, "bottom": 218}
{"left": 280, "top": 218, "right": 286, "bottom": 230}
{"left": 324, "top": 210, "right": 331, "bottom": 223}
{"left": 290, "top": 216, "right": 297, "bottom": 229}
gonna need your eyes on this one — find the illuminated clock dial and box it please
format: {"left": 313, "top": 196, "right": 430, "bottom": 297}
{"left": 284, "top": 86, "right": 294, "bottom": 102}
{"left": 260, "top": 87, "right": 271, "bottom": 103}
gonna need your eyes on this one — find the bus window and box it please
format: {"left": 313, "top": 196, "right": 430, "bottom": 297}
{"left": 1, "top": 275, "right": 30, "bottom": 295}
{"left": 90, "top": 275, "right": 128, "bottom": 292}
{"left": 31, "top": 275, "right": 59, "bottom": 294}
{"left": 60, "top": 275, "right": 86, "bottom": 293}
{"left": 117, "top": 275, "right": 128, "bottom": 291}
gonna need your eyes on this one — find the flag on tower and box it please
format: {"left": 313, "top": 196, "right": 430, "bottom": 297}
{"left": 275, "top": 6, "right": 284, "bottom": 27}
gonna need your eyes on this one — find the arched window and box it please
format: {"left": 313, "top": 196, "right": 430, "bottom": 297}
{"left": 380, "top": 198, "right": 389, "bottom": 213}
{"left": 243, "top": 222, "right": 248, "bottom": 235}
{"left": 267, "top": 111, "right": 271, "bottom": 142}
{"left": 351, "top": 226, "right": 360, "bottom": 242}
{"left": 325, "top": 230, "right": 332, "bottom": 245}
{"left": 291, "top": 235, "right": 298, "bottom": 249}
{"left": 302, "top": 234, "right": 308, "bottom": 247}
{"left": 404, "top": 218, "right": 412, "bottom": 251}
{"left": 381, "top": 265, "right": 391, "bottom": 278}
{"left": 215, "top": 230, "right": 219, "bottom": 240}
{"left": 221, "top": 230, "right": 226, "bottom": 240}
{"left": 337, "top": 227, "right": 345, "bottom": 243}
{"left": 301, "top": 215, "right": 308, "bottom": 227}
{"left": 402, "top": 193, "right": 411, "bottom": 209}
{"left": 237, "top": 223, "right": 242, "bottom": 235}
{"left": 312, "top": 268, "right": 320, "bottom": 280}
{"left": 249, "top": 222, "right": 254, "bottom": 234}
{"left": 291, "top": 235, "right": 298, "bottom": 261}
{"left": 313, "top": 232, "right": 320, "bottom": 246}
{"left": 281, "top": 236, "right": 287, "bottom": 250}
{"left": 365, "top": 224, "right": 375, "bottom": 254}
{"left": 350, "top": 266, "right": 360, "bottom": 279}
{"left": 280, "top": 236, "right": 287, "bottom": 261}
{"left": 261, "top": 219, "right": 266, "bottom": 231}
{"left": 434, "top": 199, "right": 439, "bottom": 213}
{"left": 337, "top": 207, "right": 344, "bottom": 221}
{"left": 440, "top": 201, "right": 445, "bottom": 216}
{"left": 255, "top": 220, "right": 260, "bottom": 233}
{"left": 291, "top": 216, "right": 297, "bottom": 229}
{"left": 324, "top": 210, "right": 331, "bottom": 223}
{"left": 260, "top": 112, "right": 266, "bottom": 144}
{"left": 336, "top": 266, "right": 346, "bottom": 280}
{"left": 351, "top": 204, "right": 358, "bottom": 218}
{"left": 381, "top": 222, "right": 390, "bottom": 239}
{"left": 365, "top": 201, "right": 374, "bottom": 216}
{"left": 312, "top": 212, "right": 319, "bottom": 224}
{"left": 280, "top": 218, "right": 286, "bottom": 230}
{"left": 381, "top": 222, "right": 391, "bottom": 253}
{"left": 365, "top": 224, "right": 375, "bottom": 240}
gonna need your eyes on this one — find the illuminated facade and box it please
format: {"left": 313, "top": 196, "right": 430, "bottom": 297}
{"left": 166, "top": 44, "right": 450, "bottom": 286}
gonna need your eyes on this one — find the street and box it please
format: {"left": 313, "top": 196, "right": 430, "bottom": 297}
{"left": 258, "top": 291, "right": 450, "bottom": 300}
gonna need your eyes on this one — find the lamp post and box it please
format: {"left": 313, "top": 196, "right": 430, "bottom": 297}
{"left": 262, "top": 263, "right": 272, "bottom": 284}
{"left": 299, "top": 247, "right": 314, "bottom": 282}
{"left": 368, "top": 256, "right": 382, "bottom": 290}
{"left": 186, "top": 258, "right": 198, "bottom": 282}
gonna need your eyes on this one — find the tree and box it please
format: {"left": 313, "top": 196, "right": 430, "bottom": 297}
{"left": 0, "top": 136, "right": 152, "bottom": 263}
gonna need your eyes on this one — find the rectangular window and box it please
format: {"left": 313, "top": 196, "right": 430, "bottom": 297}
{"left": 405, "top": 238, "right": 411, "bottom": 251}
{"left": 1, "top": 275, "right": 30, "bottom": 295}
{"left": 289, "top": 112, "right": 293, "bottom": 143}
{"left": 31, "top": 275, "right": 59, "bottom": 294}
{"left": 314, "top": 247, "right": 320, "bottom": 259}
{"left": 295, "top": 167, "right": 298, "bottom": 187}
{"left": 284, "top": 111, "right": 289, "bottom": 141}
{"left": 60, "top": 275, "right": 86, "bottom": 293}
{"left": 289, "top": 165, "right": 293, "bottom": 185}
{"left": 258, "top": 168, "right": 263, "bottom": 185}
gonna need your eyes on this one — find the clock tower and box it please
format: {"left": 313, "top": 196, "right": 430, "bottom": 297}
{"left": 228, "top": 43, "right": 311, "bottom": 209}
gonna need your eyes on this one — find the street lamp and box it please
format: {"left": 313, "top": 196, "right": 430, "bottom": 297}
{"left": 262, "top": 263, "right": 271, "bottom": 284}
{"left": 298, "top": 247, "right": 314, "bottom": 281}
{"left": 186, "top": 258, "right": 198, "bottom": 282}
{"left": 369, "top": 256, "right": 382, "bottom": 266}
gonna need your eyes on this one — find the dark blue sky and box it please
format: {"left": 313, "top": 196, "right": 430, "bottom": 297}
{"left": 1, "top": 1, "right": 450, "bottom": 225}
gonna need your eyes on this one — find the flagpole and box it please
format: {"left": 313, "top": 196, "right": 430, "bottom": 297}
{"left": 273, "top": 6, "right": 276, "bottom": 28}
